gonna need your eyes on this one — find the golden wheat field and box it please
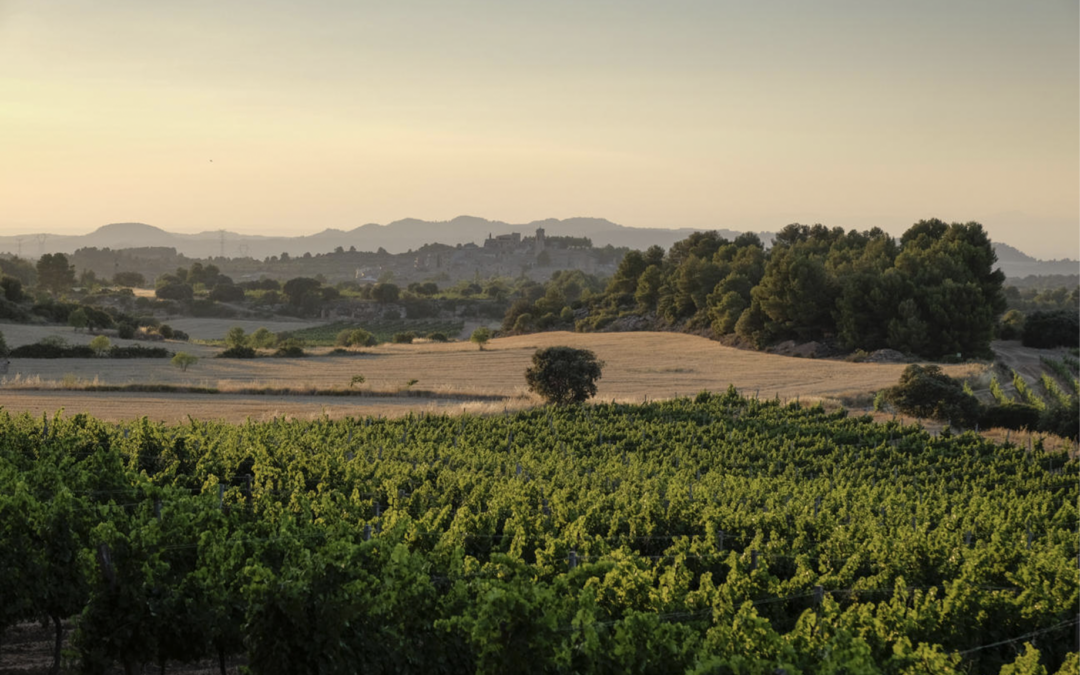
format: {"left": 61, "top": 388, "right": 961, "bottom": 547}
{"left": 0, "top": 327, "right": 983, "bottom": 423}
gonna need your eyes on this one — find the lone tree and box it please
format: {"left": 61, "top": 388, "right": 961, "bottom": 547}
{"left": 88, "top": 335, "right": 111, "bottom": 356}
{"left": 525, "top": 346, "right": 604, "bottom": 406}
{"left": 470, "top": 327, "right": 491, "bottom": 351}
{"left": 171, "top": 352, "right": 198, "bottom": 372}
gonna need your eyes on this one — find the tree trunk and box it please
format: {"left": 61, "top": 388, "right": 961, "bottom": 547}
{"left": 218, "top": 644, "right": 227, "bottom": 675}
{"left": 51, "top": 614, "right": 63, "bottom": 675}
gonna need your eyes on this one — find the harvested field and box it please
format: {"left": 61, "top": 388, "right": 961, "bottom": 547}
{"left": 0, "top": 331, "right": 980, "bottom": 422}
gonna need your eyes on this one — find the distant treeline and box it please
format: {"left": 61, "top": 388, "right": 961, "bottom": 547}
{"left": 507, "top": 219, "right": 1031, "bottom": 359}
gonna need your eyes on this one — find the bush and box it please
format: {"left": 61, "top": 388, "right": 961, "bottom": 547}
{"left": 470, "top": 327, "right": 492, "bottom": 351}
{"left": 273, "top": 338, "right": 306, "bottom": 358}
{"left": 1039, "top": 400, "right": 1079, "bottom": 440}
{"left": 978, "top": 403, "right": 1041, "bottom": 431}
{"left": 997, "top": 309, "right": 1025, "bottom": 341}
{"left": 427, "top": 332, "right": 449, "bottom": 342}
{"left": 225, "top": 326, "right": 247, "bottom": 349}
{"left": 0, "top": 330, "right": 7, "bottom": 357}
{"left": 524, "top": 346, "right": 604, "bottom": 406}
{"left": 10, "top": 342, "right": 94, "bottom": 358}
{"left": 880, "top": 364, "right": 981, "bottom": 427}
{"left": 107, "top": 345, "right": 171, "bottom": 358}
{"left": 117, "top": 323, "right": 136, "bottom": 340}
{"left": 209, "top": 283, "right": 245, "bottom": 303}
{"left": 249, "top": 327, "right": 277, "bottom": 349}
{"left": 156, "top": 283, "right": 194, "bottom": 302}
{"left": 89, "top": 335, "right": 111, "bottom": 356}
{"left": 171, "top": 352, "right": 198, "bottom": 372}
{"left": 218, "top": 346, "right": 256, "bottom": 359}
{"left": 1022, "top": 310, "right": 1079, "bottom": 349}
{"left": 392, "top": 331, "right": 416, "bottom": 344}
{"left": 336, "top": 328, "right": 376, "bottom": 348}
{"left": 158, "top": 324, "right": 174, "bottom": 339}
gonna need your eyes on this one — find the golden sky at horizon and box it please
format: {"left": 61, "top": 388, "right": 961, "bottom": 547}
{"left": 1, "top": 1, "right": 1077, "bottom": 258}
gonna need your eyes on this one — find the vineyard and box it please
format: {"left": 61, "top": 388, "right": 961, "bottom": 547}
{"left": 1, "top": 391, "right": 1077, "bottom": 674}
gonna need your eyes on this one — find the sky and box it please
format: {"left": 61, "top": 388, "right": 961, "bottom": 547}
{"left": 0, "top": 0, "right": 1077, "bottom": 258}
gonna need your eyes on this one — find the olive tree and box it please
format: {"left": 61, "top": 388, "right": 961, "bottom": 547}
{"left": 524, "top": 346, "right": 603, "bottom": 406}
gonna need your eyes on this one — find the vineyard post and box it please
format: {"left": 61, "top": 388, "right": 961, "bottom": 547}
{"left": 814, "top": 585, "right": 824, "bottom": 614}
{"left": 750, "top": 550, "right": 758, "bottom": 571}
{"left": 364, "top": 524, "right": 371, "bottom": 541}
{"left": 568, "top": 550, "right": 577, "bottom": 570}
{"left": 716, "top": 528, "right": 725, "bottom": 551}
{"left": 218, "top": 484, "right": 224, "bottom": 509}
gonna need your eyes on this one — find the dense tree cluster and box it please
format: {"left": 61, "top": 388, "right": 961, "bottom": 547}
{"left": 513, "top": 220, "right": 1010, "bottom": 359}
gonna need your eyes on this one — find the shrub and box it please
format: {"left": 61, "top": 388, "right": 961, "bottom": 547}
{"left": 525, "top": 346, "right": 604, "bottom": 406}
{"left": 350, "top": 375, "right": 365, "bottom": 387}
{"left": 218, "top": 346, "right": 256, "bottom": 359}
{"left": 68, "top": 308, "right": 89, "bottom": 331}
{"left": 978, "top": 403, "right": 1041, "bottom": 431}
{"left": 10, "top": 342, "right": 94, "bottom": 358}
{"left": 249, "top": 327, "right": 277, "bottom": 349}
{"left": 392, "top": 331, "right": 416, "bottom": 344}
{"left": 997, "top": 309, "right": 1025, "bottom": 340}
{"left": 1022, "top": 310, "right": 1079, "bottom": 349}
{"left": 273, "top": 339, "right": 306, "bottom": 358}
{"left": 1039, "top": 399, "right": 1079, "bottom": 440}
{"left": 158, "top": 324, "right": 174, "bottom": 339}
{"left": 427, "top": 332, "right": 449, "bottom": 343}
{"left": 88, "top": 335, "right": 111, "bottom": 356}
{"left": 337, "top": 328, "right": 376, "bottom": 348}
{"left": 155, "top": 283, "right": 194, "bottom": 302}
{"left": 1, "top": 276, "right": 24, "bottom": 303}
{"left": 209, "top": 283, "right": 245, "bottom": 303}
{"left": 0, "top": 330, "right": 7, "bottom": 357}
{"left": 107, "top": 345, "right": 170, "bottom": 358}
{"left": 171, "top": 352, "right": 198, "bottom": 372}
{"left": 880, "top": 364, "right": 981, "bottom": 427}
{"left": 470, "top": 327, "right": 491, "bottom": 351}
{"left": 225, "top": 326, "right": 247, "bottom": 349}
{"left": 117, "top": 323, "right": 136, "bottom": 340}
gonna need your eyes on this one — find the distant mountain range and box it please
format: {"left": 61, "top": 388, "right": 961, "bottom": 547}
{"left": 0, "top": 217, "right": 1074, "bottom": 279}
{"left": 0, "top": 217, "right": 759, "bottom": 260}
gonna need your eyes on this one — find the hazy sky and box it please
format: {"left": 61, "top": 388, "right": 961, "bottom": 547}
{"left": 1, "top": 0, "right": 1077, "bottom": 257}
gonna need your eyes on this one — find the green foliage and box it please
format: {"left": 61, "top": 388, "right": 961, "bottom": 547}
{"left": 524, "top": 346, "right": 604, "bottom": 405}
{"left": 155, "top": 282, "right": 194, "bottom": 302}
{"left": 88, "top": 335, "right": 111, "bottom": 356}
{"left": 0, "top": 397, "right": 1076, "bottom": 673}
{"left": 978, "top": 403, "right": 1042, "bottom": 432}
{"left": 1, "top": 275, "right": 25, "bottom": 302}
{"left": 225, "top": 326, "right": 247, "bottom": 349}
{"left": 518, "top": 220, "right": 1007, "bottom": 359}
{"left": 998, "top": 309, "right": 1025, "bottom": 340}
{"left": 248, "top": 327, "right": 277, "bottom": 349}
{"left": 112, "top": 271, "right": 145, "bottom": 288}
{"left": 274, "top": 338, "right": 306, "bottom": 358}
{"left": 117, "top": 323, "right": 136, "bottom": 340}
{"left": 1012, "top": 369, "right": 1046, "bottom": 410}
{"left": 349, "top": 374, "right": 365, "bottom": 387}
{"left": 36, "top": 252, "right": 76, "bottom": 294}
{"left": 218, "top": 345, "right": 256, "bottom": 359}
{"left": 285, "top": 320, "right": 460, "bottom": 346}
{"left": 0, "top": 330, "right": 8, "bottom": 357}
{"left": 880, "top": 364, "right": 981, "bottom": 427}
{"left": 392, "top": 331, "right": 416, "bottom": 344}
{"left": 1022, "top": 310, "right": 1080, "bottom": 349}
{"left": 427, "top": 331, "right": 449, "bottom": 342}
{"left": 990, "top": 375, "right": 1013, "bottom": 404}
{"left": 471, "top": 327, "right": 492, "bottom": 350}
{"left": 171, "top": 352, "right": 198, "bottom": 372}
{"left": 68, "top": 307, "right": 89, "bottom": 331}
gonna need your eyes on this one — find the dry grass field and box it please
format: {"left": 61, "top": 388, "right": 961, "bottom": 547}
{"left": 0, "top": 328, "right": 982, "bottom": 423}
